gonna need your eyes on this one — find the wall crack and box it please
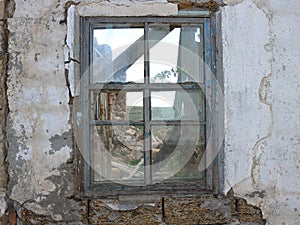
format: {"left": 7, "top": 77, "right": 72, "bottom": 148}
{"left": 250, "top": 0, "right": 275, "bottom": 190}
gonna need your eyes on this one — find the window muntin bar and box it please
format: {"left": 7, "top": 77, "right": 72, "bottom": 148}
{"left": 143, "top": 21, "right": 152, "bottom": 184}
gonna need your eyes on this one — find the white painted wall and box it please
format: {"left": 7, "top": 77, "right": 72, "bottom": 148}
{"left": 223, "top": 0, "right": 300, "bottom": 224}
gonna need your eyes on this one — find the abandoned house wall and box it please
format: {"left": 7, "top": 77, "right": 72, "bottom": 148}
{"left": 223, "top": 0, "right": 300, "bottom": 224}
{"left": 0, "top": 0, "right": 297, "bottom": 224}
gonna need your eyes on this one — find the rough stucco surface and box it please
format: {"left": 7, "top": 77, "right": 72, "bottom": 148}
{"left": 6, "top": 0, "right": 76, "bottom": 221}
{"left": 223, "top": 0, "right": 300, "bottom": 224}
{"left": 0, "top": 0, "right": 8, "bottom": 222}
{"left": 0, "top": 0, "right": 298, "bottom": 224}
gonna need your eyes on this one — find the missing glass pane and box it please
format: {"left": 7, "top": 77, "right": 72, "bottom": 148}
{"left": 91, "top": 91, "right": 144, "bottom": 121}
{"left": 151, "top": 90, "right": 205, "bottom": 121}
{"left": 92, "top": 125, "right": 144, "bottom": 182}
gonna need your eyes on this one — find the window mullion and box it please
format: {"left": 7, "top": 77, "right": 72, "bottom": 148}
{"left": 144, "top": 21, "right": 152, "bottom": 185}
{"left": 204, "top": 18, "right": 213, "bottom": 190}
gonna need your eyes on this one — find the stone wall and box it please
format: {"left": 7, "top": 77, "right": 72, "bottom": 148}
{"left": 14, "top": 195, "right": 265, "bottom": 224}
{"left": 0, "top": 0, "right": 10, "bottom": 223}
{"left": 0, "top": 0, "right": 298, "bottom": 224}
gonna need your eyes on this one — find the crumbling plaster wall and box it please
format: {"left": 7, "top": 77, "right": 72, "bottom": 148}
{"left": 5, "top": 0, "right": 81, "bottom": 222}
{"left": 0, "top": 0, "right": 298, "bottom": 224}
{"left": 223, "top": 0, "right": 300, "bottom": 224}
{"left": 0, "top": 0, "right": 8, "bottom": 222}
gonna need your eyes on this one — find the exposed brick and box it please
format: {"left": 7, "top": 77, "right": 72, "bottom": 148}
{"left": 164, "top": 196, "right": 234, "bottom": 225}
{"left": 89, "top": 200, "right": 162, "bottom": 225}
{"left": 8, "top": 212, "right": 16, "bottom": 225}
{"left": 237, "top": 199, "right": 262, "bottom": 214}
{"left": 167, "top": 0, "right": 220, "bottom": 11}
{"left": 238, "top": 213, "right": 264, "bottom": 223}
{"left": 236, "top": 199, "right": 264, "bottom": 223}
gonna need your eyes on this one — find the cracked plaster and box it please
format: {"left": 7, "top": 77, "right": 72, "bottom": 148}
{"left": 6, "top": 0, "right": 72, "bottom": 209}
{"left": 2, "top": 0, "right": 300, "bottom": 224}
{"left": 223, "top": 0, "right": 300, "bottom": 224}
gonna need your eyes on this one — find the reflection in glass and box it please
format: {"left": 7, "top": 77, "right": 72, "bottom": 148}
{"left": 151, "top": 90, "right": 205, "bottom": 121}
{"left": 90, "top": 23, "right": 208, "bottom": 185}
{"left": 149, "top": 24, "right": 204, "bottom": 83}
{"left": 91, "top": 91, "right": 143, "bottom": 121}
{"left": 92, "top": 125, "right": 144, "bottom": 182}
{"left": 151, "top": 125, "right": 205, "bottom": 180}
{"left": 93, "top": 28, "right": 144, "bottom": 83}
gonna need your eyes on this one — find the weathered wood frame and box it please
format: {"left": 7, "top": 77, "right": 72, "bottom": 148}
{"left": 80, "top": 14, "right": 222, "bottom": 197}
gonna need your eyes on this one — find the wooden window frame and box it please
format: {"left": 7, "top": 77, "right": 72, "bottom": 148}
{"left": 79, "top": 15, "right": 222, "bottom": 197}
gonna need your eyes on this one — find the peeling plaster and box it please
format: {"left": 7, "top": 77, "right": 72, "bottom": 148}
{"left": 0, "top": 192, "right": 6, "bottom": 215}
{"left": 13, "top": 0, "right": 65, "bottom": 21}
{"left": 0, "top": 1, "right": 9, "bottom": 213}
{"left": 64, "top": 4, "right": 80, "bottom": 97}
{"left": 251, "top": 73, "right": 273, "bottom": 189}
{"left": 76, "top": 1, "right": 178, "bottom": 17}
{"left": 251, "top": 0, "right": 273, "bottom": 20}
{"left": 223, "top": 0, "right": 300, "bottom": 224}
{"left": 223, "top": 0, "right": 272, "bottom": 193}
{"left": 6, "top": 1, "right": 72, "bottom": 210}
{"left": 250, "top": 0, "right": 276, "bottom": 192}
{"left": 2, "top": 0, "right": 300, "bottom": 224}
{"left": 222, "top": 0, "right": 244, "bottom": 6}
{"left": 49, "top": 131, "right": 72, "bottom": 155}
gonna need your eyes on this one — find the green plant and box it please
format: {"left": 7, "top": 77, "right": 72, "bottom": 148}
{"left": 151, "top": 67, "right": 186, "bottom": 83}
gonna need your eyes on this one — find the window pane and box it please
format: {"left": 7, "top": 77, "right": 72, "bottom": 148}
{"left": 91, "top": 91, "right": 143, "bottom": 121}
{"left": 151, "top": 125, "right": 205, "bottom": 180}
{"left": 149, "top": 24, "right": 204, "bottom": 83}
{"left": 151, "top": 90, "right": 205, "bottom": 121}
{"left": 92, "top": 125, "right": 144, "bottom": 182}
{"left": 92, "top": 27, "right": 144, "bottom": 83}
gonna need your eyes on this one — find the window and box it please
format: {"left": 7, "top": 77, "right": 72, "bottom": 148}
{"left": 79, "top": 15, "right": 221, "bottom": 195}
